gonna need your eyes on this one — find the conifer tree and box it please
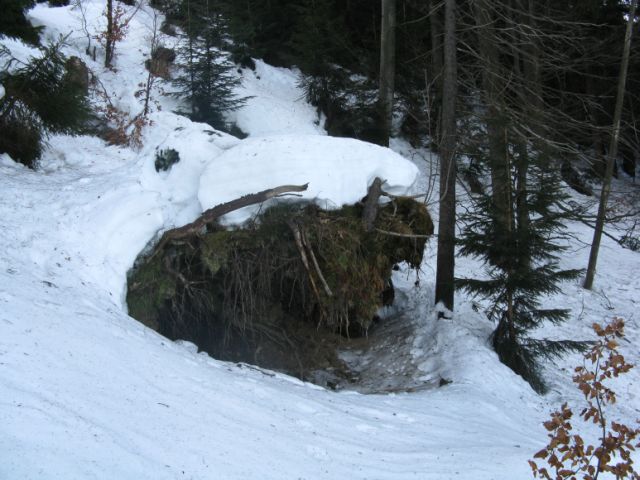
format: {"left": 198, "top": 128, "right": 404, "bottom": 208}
{"left": 0, "top": 41, "right": 90, "bottom": 167}
{"left": 218, "top": 0, "right": 300, "bottom": 67}
{"left": 0, "top": 0, "right": 41, "bottom": 45}
{"left": 457, "top": 132, "right": 585, "bottom": 393}
{"left": 456, "top": 0, "right": 588, "bottom": 393}
{"left": 171, "top": 0, "right": 245, "bottom": 131}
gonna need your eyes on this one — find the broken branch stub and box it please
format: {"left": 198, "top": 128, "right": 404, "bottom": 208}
{"left": 362, "top": 177, "right": 384, "bottom": 232}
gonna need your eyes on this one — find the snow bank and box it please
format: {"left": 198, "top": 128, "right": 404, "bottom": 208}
{"left": 233, "top": 60, "right": 325, "bottom": 137}
{"left": 198, "top": 135, "right": 419, "bottom": 224}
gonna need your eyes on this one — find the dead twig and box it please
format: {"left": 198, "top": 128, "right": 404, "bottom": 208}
{"left": 300, "top": 229, "right": 333, "bottom": 297}
{"left": 375, "top": 228, "right": 432, "bottom": 239}
{"left": 380, "top": 190, "right": 429, "bottom": 200}
{"left": 288, "top": 219, "right": 323, "bottom": 305}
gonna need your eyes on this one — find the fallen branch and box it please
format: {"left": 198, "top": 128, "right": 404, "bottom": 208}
{"left": 380, "top": 190, "right": 428, "bottom": 200}
{"left": 153, "top": 183, "right": 309, "bottom": 256}
{"left": 375, "top": 228, "right": 431, "bottom": 239}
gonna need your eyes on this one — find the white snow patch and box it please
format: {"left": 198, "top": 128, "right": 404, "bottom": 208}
{"left": 198, "top": 134, "right": 419, "bottom": 224}
{"left": 233, "top": 60, "right": 325, "bottom": 137}
{"left": 0, "top": 37, "right": 42, "bottom": 72}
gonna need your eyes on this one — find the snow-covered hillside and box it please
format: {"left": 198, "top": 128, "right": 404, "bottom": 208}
{"left": 1, "top": 2, "right": 639, "bottom": 479}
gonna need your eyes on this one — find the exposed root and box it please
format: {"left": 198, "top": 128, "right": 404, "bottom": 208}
{"left": 127, "top": 182, "right": 433, "bottom": 384}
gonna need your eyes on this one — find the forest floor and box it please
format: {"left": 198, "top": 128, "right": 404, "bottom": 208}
{"left": 0, "top": 1, "right": 639, "bottom": 479}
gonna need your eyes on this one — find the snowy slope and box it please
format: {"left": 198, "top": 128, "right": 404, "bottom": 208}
{"left": 232, "top": 59, "right": 326, "bottom": 137}
{"left": 1, "top": 2, "right": 639, "bottom": 479}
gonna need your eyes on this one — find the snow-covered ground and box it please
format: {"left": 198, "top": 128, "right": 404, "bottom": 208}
{"left": 1, "top": 2, "right": 639, "bottom": 479}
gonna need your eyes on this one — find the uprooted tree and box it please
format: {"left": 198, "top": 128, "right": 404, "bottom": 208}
{"left": 127, "top": 179, "right": 433, "bottom": 385}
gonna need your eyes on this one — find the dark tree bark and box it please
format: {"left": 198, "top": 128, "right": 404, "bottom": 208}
{"left": 471, "top": 0, "right": 515, "bottom": 337}
{"left": 472, "top": 0, "right": 512, "bottom": 244}
{"left": 105, "top": 0, "right": 114, "bottom": 68}
{"left": 584, "top": 0, "right": 638, "bottom": 290}
{"left": 514, "top": 0, "right": 542, "bottom": 250}
{"left": 378, "top": 0, "right": 396, "bottom": 147}
{"left": 428, "top": 0, "right": 443, "bottom": 143}
{"left": 586, "top": 73, "right": 608, "bottom": 179}
{"left": 434, "top": 0, "right": 457, "bottom": 314}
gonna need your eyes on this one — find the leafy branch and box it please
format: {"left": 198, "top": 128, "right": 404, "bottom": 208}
{"left": 530, "top": 318, "right": 640, "bottom": 480}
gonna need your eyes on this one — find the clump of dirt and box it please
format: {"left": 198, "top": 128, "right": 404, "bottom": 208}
{"left": 127, "top": 196, "right": 432, "bottom": 386}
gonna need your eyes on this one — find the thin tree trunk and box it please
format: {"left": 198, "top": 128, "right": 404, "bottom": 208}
{"left": 472, "top": 0, "right": 511, "bottom": 240}
{"left": 472, "top": 0, "right": 514, "bottom": 336}
{"left": 587, "top": 73, "right": 607, "bottom": 179}
{"left": 515, "top": 0, "right": 544, "bottom": 255}
{"left": 378, "top": 0, "right": 396, "bottom": 147}
{"left": 429, "top": 0, "right": 443, "bottom": 145}
{"left": 584, "top": 0, "right": 637, "bottom": 290}
{"left": 434, "top": 0, "right": 457, "bottom": 313}
{"left": 105, "top": 0, "right": 114, "bottom": 68}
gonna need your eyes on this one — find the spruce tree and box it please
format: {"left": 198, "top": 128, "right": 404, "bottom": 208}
{"left": 0, "top": 41, "right": 90, "bottom": 167}
{"left": 457, "top": 133, "right": 585, "bottom": 393}
{"left": 452, "top": 0, "right": 605, "bottom": 393}
{"left": 0, "top": 0, "right": 41, "bottom": 45}
{"left": 171, "top": 0, "right": 245, "bottom": 131}
{"left": 218, "top": 0, "right": 301, "bottom": 67}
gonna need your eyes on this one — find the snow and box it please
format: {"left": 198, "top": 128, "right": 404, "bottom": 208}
{"left": 0, "top": 37, "right": 42, "bottom": 72}
{"left": 1, "top": 2, "right": 639, "bottom": 479}
{"left": 198, "top": 134, "right": 419, "bottom": 224}
{"left": 232, "top": 60, "right": 326, "bottom": 137}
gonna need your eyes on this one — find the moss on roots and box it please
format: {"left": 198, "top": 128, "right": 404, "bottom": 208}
{"left": 126, "top": 198, "right": 432, "bottom": 381}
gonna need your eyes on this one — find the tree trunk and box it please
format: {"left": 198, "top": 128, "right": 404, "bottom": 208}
{"left": 471, "top": 0, "right": 514, "bottom": 337}
{"left": 105, "top": 0, "right": 114, "bottom": 68}
{"left": 587, "top": 74, "right": 607, "bottom": 179}
{"left": 378, "top": 0, "right": 396, "bottom": 147}
{"left": 429, "top": 0, "right": 443, "bottom": 144}
{"left": 515, "top": 0, "right": 544, "bottom": 255}
{"left": 472, "top": 0, "right": 511, "bottom": 242}
{"left": 584, "top": 0, "right": 637, "bottom": 290}
{"left": 434, "top": 0, "right": 457, "bottom": 314}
